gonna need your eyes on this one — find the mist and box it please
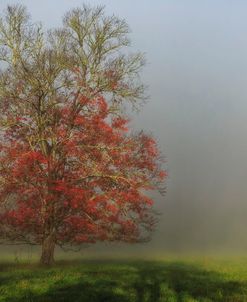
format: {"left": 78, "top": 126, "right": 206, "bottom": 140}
{"left": 1, "top": 0, "right": 247, "bottom": 256}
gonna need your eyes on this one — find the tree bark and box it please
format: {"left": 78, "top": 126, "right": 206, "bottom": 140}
{"left": 40, "top": 233, "right": 55, "bottom": 265}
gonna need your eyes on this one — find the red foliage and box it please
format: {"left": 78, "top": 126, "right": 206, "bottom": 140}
{"left": 0, "top": 91, "right": 166, "bottom": 247}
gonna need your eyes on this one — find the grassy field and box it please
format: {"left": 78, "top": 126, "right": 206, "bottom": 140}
{"left": 1, "top": 256, "right": 247, "bottom": 301}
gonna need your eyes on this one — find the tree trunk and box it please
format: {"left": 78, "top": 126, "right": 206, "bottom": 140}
{"left": 40, "top": 233, "right": 55, "bottom": 265}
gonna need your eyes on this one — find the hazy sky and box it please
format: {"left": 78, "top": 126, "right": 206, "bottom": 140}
{"left": 1, "top": 0, "right": 247, "bottom": 254}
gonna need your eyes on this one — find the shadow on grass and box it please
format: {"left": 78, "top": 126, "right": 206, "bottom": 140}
{"left": 1, "top": 260, "right": 247, "bottom": 302}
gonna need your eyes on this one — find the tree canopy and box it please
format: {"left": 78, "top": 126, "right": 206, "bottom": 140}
{"left": 0, "top": 4, "right": 166, "bottom": 265}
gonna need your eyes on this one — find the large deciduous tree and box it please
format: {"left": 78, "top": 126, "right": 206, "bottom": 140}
{"left": 0, "top": 5, "right": 166, "bottom": 265}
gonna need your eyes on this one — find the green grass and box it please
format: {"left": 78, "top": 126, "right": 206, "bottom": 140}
{"left": 1, "top": 257, "right": 247, "bottom": 301}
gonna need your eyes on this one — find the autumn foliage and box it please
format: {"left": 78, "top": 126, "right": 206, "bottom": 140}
{"left": 0, "top": 91, "right": 165, "bottom": 243}
{"left": 0, "top": 5, "right": 166, "bottom": 265}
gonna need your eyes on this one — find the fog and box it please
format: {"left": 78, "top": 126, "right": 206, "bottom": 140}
{"left": 1, "top": 0, "right": 247, "bottom": 256}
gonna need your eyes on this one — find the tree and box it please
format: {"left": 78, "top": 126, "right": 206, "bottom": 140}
{"left": 0, "top": 5, "right": 166, "bottom": 265}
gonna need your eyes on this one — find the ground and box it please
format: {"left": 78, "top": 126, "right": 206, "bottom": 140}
{"left": 1, "top": 255, "right": 247, "bottom": 301}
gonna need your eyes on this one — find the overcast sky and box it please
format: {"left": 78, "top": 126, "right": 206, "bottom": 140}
{"left": 1, "top": 0, "right": 247, "bottom": 254}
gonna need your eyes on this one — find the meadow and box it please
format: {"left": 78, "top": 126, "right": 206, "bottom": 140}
{"left": 1, "top": 253, "right": 247, "bottom": 302}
